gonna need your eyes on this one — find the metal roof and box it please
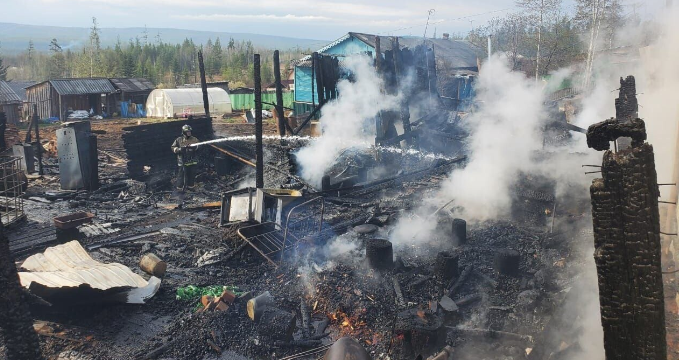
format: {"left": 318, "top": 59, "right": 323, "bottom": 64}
{"left": 19, "top": 240, "right": 161, "bottom": 304}
{"left": 5, "top": 81, "right": 36, "bottom": 102}
{"left": 0, "top": 81, "right": 22, "bottom": 104}
{"left": 32, "top": 78, "right": 117, "bottom": 96}
{"left": 351, "top": 32, "right": 480, "bottom": 69}
{"left": 295, "top": 32, "right": 481, "bottom": 70}
{"left": 109, "top": 78, "right": 155, "bottom": 93}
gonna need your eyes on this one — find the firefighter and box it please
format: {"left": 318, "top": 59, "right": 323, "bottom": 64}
{"left": 171, "top": 125, "right": 199, "bottom": 190}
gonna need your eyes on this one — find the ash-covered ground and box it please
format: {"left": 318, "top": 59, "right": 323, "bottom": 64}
{"left": 0, "top": 118, "right": 601, "bottom": 360}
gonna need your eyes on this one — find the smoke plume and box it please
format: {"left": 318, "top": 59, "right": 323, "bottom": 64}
{"left": 294, "top": 55, "right": 401, "bottom": 187}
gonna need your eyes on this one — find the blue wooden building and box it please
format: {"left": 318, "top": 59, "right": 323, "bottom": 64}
{"left": 293, "top": 32, "right": 481, "bottom": 114}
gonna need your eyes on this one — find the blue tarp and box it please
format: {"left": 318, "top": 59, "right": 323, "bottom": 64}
{"left": 120, "top": 101, "right": 146, "bottom": 118}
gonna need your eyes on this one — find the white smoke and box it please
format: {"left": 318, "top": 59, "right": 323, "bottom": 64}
{"left": 294, "top": 55, "right": 401, "bottom": 187}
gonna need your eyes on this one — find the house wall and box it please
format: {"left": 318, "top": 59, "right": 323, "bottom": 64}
{"left": 0, "top": 104, "right": 20, "bottom": 124}
{"left": 25, "top": 82, "right": 53, "bottom": 120}
{"left": 294, "top": 35, "right": 374, "bottom": 105}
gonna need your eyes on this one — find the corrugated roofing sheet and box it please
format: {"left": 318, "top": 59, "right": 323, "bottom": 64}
{"left": 49, "top": 78, "right": 116, "bottom": 96}
{"left": 5, "top": 81, "right": 36, "bottom": 101}
{"left": 0, "top": 80, "right": 22, "bottom": 104}
{"left": 109, "top": 78, "right": 155, "bottom": 93}
{"left": 19, "top": 240, "right": 161, "bottom": 304}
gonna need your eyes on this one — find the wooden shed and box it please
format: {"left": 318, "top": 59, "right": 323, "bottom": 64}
{"left": 110, "top": 78, "right": 154, "bottom": 105}
{"left": 26, "top": 78, "right": 116, "bottom": 120}
{"left": 0, "top": 81, "right": 22, "bottom": 124}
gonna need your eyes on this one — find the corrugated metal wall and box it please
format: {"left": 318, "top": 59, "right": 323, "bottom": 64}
{"left": 230, "top": 92, "right": 293, "bottom": 111}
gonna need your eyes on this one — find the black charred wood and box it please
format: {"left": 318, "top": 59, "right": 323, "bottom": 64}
{"left": 447, "top": 264, "right": 472, "bottom": 297}
{"left": 198, "top": 50, "right": 210, "bottom": 118}
{"left": 300, "top": 298, "right": 311, "bottom": 338}
{"left": 454, "top": 293, "right": 481, "bottom": 307}
{"left": 615, "top": 76, "right": 638, "bottom": 122}
{"left": 315, "top": 316, "right": 330, "bottom": 336}
{"left": 254, "top": 54, "right": 264, "bottom": 189}
{"left": 452, "top": 218, "right": 466, "bottom": 245}
{"left": 273, "top": 50, "right": 285, "bottom": 136}
{"left": 586, "top": 118, "right": 646, "bottom": 151}
{"left": 590, "top": 142, "right": 666, "bottom": 360}
{"left": 433, "top": 251, "right": 459, "bottom": 282}
{"left": 365, "top": 238, "right": 393, "bottom": 271}
{"left": 494, "top": 249, "right": 520, "bottom": 276}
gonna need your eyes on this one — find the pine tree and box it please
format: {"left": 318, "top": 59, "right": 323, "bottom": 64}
{"left": 49, "top": 38, "right": 66, "bottom": 79}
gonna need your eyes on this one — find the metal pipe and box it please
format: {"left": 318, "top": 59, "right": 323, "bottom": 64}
{"left": 254, "top": 54, "right": 264, "bottom": 189}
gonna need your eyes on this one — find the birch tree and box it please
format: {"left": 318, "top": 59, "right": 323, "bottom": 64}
{"left": 516, "top": 0, "right": 562, "bottom": 81}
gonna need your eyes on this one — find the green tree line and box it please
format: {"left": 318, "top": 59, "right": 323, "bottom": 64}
{"left": 3, "top": 18, "right": 306, "bottom": 88}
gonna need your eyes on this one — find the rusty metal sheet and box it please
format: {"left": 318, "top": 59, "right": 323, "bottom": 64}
{"left": 19, "top": 241, "right": 161, "bottom": 304}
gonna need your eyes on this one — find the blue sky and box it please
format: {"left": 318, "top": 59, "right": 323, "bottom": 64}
{"left": 0, "top": 0, "right": 666, "bottom": 40}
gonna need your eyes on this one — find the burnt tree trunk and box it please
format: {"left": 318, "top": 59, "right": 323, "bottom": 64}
{"left": 590, "top": 143, "right": 666, "bottom": 360}
{"left": 0, "top": 222, "right": 44, "bottom": 359}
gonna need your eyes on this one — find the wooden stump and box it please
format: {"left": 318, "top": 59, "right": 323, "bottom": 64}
{"left": 365, "top": 238, "right": 393, "bottom": 271}
{"left": 434, "top": 251, "right": 459, "bottom": 282}
{"left": 247, "top": 291, "right": 274, "bottom": 321}
{"left": 494, "top": 249, "right": 520, "bottom": 276}
{"left": 452, "top": 218, "right": 466, "bottom": 245}
{"left": 139, "top": 253, "right": 167, "bottom": 277}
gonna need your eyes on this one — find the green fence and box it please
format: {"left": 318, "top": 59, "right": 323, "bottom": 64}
{"left": 230, "top": 91, "right": 294, "bottom": 111}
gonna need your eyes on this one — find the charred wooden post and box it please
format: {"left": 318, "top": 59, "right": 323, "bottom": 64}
{"left": 452, "top": 218, "right": 466, "bottom": 245}
{"left": 0, "top": 221, "right": 44, "bottom": 360}
{"left": 139, "top": 253, "right": 167, "bottom": 277}
{"left": 257, "top": 307, "right": 296, "bottom": 341}
{"left": 587, "top": 105, "right": 666, "bottom": 360}
{"left": 198, "top": 50, "right": 210, "bottom": 118}
{"left": 33, "top": 104, "right": 43, "bottom": 175}
{"left": 321, "top": 175, "right": 331, "bottom": 191}
{"left": 433, "top": 251, "right": 459, "bottom": 282}
{"left": 365, "top": 238, "right": 393, "bottom": 271}
{"left": 493, "top": 249, "right": 520, "bottom": 276}
{"left": 254, "top": 54, "right": 264, "bottom": 189}
{"left": 313, "top": 52, "right": 325, "bottom": 106}
{"left": 273, "top": 50, "right": 286, "bottom": 137}
{"left": 300, "top": 298, "right": 311, "bottom": 338}
{"left": 614, "top": 76, "right": 639, "bottom": 151}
